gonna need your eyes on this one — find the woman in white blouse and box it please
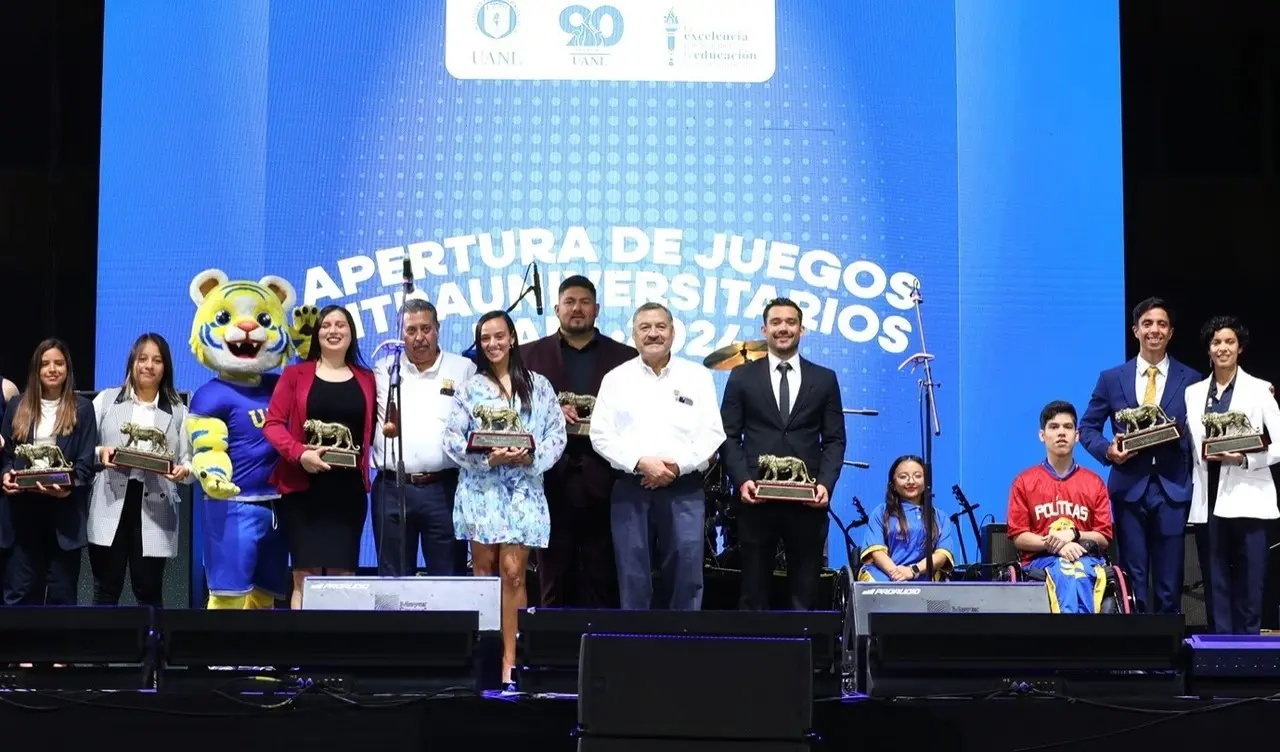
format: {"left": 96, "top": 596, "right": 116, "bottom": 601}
{"left": 1185, "top": 316, "right": 1280, "bottom": 635}
{"left": 89, "top": 333, "right": 192, "bottom": 607}
{"left": 0, "top": 339, "right": 97, "bottom": 605}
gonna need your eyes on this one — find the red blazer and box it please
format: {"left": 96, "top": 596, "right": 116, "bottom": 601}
{"left": 263, "top": 360, "right": 377, "bottom": 494}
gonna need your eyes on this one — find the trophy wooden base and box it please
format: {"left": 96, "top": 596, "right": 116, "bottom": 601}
{"left": 14, "top": 468, "right": 76, "bottom": 490}
{"left": 565, "top": 421, "right": 591, "bottom": 437}
{"left": 113, "top": 448, "right": 174, "bottom": 475}
{"left": 318, "top": 448, "right": 360, "bottom": 469}
{"left": 467, "top": 431, "right": 535, "bottom": 453}
{"left": 756, "top": 481, "right": 818, "bottom": 502}
{"left": 1203, "top": 433, "right": 1267, "bottom": 459}
{"left": 1118, "top": 424, "right": 1181, "bottom": 454}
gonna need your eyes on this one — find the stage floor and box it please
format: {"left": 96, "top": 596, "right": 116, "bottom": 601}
{"left": 0, "top": 688, "right": 1271, "bottom": 751}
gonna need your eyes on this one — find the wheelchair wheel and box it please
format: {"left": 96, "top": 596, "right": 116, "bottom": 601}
{"left": 833, "top": 565, "right": 853, "bottom": 614}
{"left": 1109, "top": 565, "right": 1134, "bottom": 614}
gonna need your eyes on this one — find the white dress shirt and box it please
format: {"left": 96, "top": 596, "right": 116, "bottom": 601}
{"left": 767, "top": 351, "right": 801, "bottom": 412}
{"left": 1135, "top": 354, "right": 1169, "bottom": 406}
{"left": 374, "top": 349, "right": 477, "bottom": 473}
{"left": 34, "top": 399, "right": 59, "bottom": 445}
{"left": 93, "top": 390, "right": 162, "bottom": 481}
{"left": 590, "top": 355, "right": 727, "bottom": 476}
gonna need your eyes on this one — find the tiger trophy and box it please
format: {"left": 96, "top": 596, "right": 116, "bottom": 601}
{"left": 755, "top": 453, "right": 818, "bottom": 502}
{"left": 13, "top": 443, "right": 76, "bottom": 489}
{"left": 113, "top": 421, "right": 176, "bottom": 474}
{"left": 1113, "top": 402, "right": 1181, "bottom": 454}
{"left": 557, "top": 391, "right": 596, "bottom": 436}
{"left": 467, "top": 404, "right": 534, "bottom": 453}
{"left": 303, "top": 418, "right": 360, "bottom": 468}
{"left": 1201, "top": 410, "right": 1265, "bottom": 457}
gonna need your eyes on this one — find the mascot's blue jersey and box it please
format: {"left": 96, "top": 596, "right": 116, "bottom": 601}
{"left": 189, "top": 374, "right": 281, "bottom": 501}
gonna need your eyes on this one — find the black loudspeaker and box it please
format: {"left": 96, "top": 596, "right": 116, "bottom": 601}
{"left": 1182, "top": 524, "right": 1208, "bottom": 629}
{"left": 865, "top": 612, "right": 1185, "bottom": 698}
{"left": 578, "top": 633, "right": 813, "bottom": 742}
{"left": 519, "top": 608, "right": 842, "bottom": 696}
{"left": 981, "top": 523, "right": 1019, "bottom": 566}
{"left": 157, "top": 609, "right": 480, "bottom": 693}
{"left": 0, "top": 606, "right": 156, "bottom": 690}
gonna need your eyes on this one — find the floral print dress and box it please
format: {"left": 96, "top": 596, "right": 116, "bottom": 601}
{"left": 443, "top": 371, "right": 566, "bottom": 547}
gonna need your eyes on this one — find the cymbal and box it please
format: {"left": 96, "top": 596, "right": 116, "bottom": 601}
{"left": 703, "top": 340, "right": 768, "bottom": 370}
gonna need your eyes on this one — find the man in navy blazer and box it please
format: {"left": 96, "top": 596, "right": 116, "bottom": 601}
{"left": 1079, "top": 297, "right": 1200, "bottom": 614}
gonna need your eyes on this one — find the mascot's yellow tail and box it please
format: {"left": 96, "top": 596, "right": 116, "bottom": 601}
{"left": 207, "top": 588, "right": 278, "bottom": 610}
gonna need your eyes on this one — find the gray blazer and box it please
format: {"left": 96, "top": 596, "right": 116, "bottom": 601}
{"left": 88, "top": 387, "right": 193, "bottom": 558}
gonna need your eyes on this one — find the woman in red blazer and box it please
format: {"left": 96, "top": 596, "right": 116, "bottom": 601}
{"left": 263, "top": 305, "right": 376, "bottom": 609}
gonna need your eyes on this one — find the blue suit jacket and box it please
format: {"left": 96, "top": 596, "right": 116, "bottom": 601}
{"left": 1078, "top": 357, "right": 1200, "bottom": 505}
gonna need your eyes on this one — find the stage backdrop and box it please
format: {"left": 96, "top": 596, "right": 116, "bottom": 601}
{"left": 96, "top": 0, "right": 1124, "bottom": 579}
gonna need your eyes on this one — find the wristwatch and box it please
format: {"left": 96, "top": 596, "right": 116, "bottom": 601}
{"left": 911, "top": 563, "right": 922, "bottom": 577}
{"left": 1072, "top": 528, "right": 1081, "bottom": 543}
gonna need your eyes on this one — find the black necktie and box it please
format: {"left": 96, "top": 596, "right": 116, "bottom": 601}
{"left": 778, "top": 362, "right": 792, "bottom": 425}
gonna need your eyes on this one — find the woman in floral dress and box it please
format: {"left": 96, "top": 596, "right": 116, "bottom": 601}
{"left": 444, "top": 310, "right": 566, "bottom": 686}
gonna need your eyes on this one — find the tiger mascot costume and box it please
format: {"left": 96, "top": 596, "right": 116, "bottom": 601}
{"left": 186, "top": 269, "right": 317, "bottom": 609}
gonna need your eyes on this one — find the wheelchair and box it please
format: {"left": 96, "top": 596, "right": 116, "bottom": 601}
{"left": 994, "top": 558, "right": 1137, "bottom": 614}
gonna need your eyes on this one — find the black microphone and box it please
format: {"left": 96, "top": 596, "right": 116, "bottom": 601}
{"left": 532, "top": 264, "right": 544, "bottom": 315}
{"left": 402, "top": 257, "right": 414, "bottom": 297}
{"left": 842, "top": 460, "right": 871, "bottom": 469}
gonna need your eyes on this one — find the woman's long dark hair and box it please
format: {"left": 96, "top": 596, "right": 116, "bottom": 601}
{"left": 125, "top": 333, "right": 180, "bottom": 409}
{"left": 882, "top": 454, "right": 939, "bottom": 546}
{"left": 307, "top": 305, "right": 369, "bottom": 369}
{"left": 12, "top": 338, "right": 79, "bottom": 443}
{"left": 471, "top": 310, "right": 533, "bottom": 412}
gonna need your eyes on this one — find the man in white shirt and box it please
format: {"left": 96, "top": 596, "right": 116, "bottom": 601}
{"left": 373, "top": 298, "right": 476, "bottom": 576}
{"left": 591, "top": 302, "right": 726, "bottom": 610}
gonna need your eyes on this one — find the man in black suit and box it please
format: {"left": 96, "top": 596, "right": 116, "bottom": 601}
{"left": 720, "top": 298, "right": 846, "bottom": 610}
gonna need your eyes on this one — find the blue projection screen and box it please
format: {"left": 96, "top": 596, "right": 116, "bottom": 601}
{"left": 96, "top": 0, "right": 1123, "bottom": 575}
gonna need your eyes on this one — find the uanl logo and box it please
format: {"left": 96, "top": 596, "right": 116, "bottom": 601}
{"left": 471, "top": 0, "right": 520, "bottom": 67}
{"left": 560, "top": 4, "right": 625, "bottom": 67}
{"left": 476, "top": 0, "right": 518, "bottom": 39}
{"left": 864, "top": 588, "right": 922, "bottom": 595}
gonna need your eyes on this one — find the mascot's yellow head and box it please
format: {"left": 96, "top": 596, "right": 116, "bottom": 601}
{"left": 189, "top": 269, "right": 311, "bottom": 376}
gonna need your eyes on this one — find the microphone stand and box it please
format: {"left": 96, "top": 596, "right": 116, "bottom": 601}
{"left": 373, "top": 288, "right": 414, "bottom": 577}
{"left": 462, "top": 264, "right": 540, "bottom": 359}
{"left": 898, "top": 281, "right": 941, "bottom": 580}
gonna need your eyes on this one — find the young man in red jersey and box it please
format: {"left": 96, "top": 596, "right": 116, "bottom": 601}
{"left": 1007, "top": 400, "right": 1115, "bottom": 613}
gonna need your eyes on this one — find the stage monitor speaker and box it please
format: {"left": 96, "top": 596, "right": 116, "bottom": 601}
{"left": 865, "top": 612, "right": 1185, "bottom": 698}
{"left": 300, "top": 575, "right": 501, "bottom": 630}
{"left": 0, "top": 606, "right": 156, "bottom": 690}
{"left": 981, "top": 523, "right": 1019, "bottom": 567}
{"left": 519, "top": 608, "right": 842, "bottom": 696}
{"left": 157, "top": 608, "right": 480, "bottom": 694}
{"left": 843, "top": 579, "right": 1050, "bottom": 693}
{"left": 578, "top": 633, "right": 813, "bottom": 742}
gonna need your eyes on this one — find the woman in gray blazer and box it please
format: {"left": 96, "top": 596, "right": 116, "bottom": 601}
{"left": 89, "top": 333, "right": 192, "bottom": 606}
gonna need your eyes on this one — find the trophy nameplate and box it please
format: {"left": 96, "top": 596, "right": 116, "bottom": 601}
{"left": 755, "top": 454, "right": 818, "bottom": 502}
{"left": 1114, "top": 404, "right": 1182, "bottom": 454}
{"left": 1202, "top": 410, "right": 1267, "bottom": 459}
{"left": 466, "top": 404, "right": 535, "bottom": 453}
{"left": 12, "top": 444, "right": 76, "bottom": 490}
{"left": 304, "top": 419, "right": 361, "bottom": 469}
{"left": 557, "top": 391, "right": 595, "bottom": 437}
{"left": 112, "top": 421, "right": 175, "bottom": 474}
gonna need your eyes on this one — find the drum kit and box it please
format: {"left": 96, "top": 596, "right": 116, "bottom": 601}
{"left": 700, "top": 340, "right": 875, "bottom": 573}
